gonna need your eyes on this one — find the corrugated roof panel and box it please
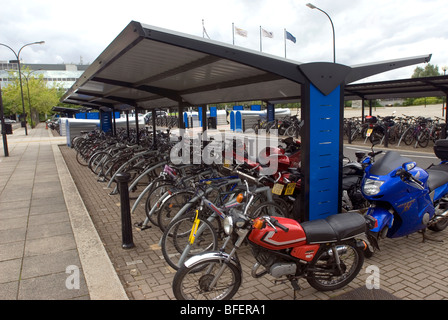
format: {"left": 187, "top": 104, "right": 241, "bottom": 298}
{"left": 96, "top": 39, "right": 209, "bottom": 84}
{"left": 148, "top": 58, "right": 266, "bottom": 91}
{"left": 182, "top": 78, "right": 301, "bottom": 105}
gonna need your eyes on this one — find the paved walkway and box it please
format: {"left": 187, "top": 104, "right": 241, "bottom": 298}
{"left": 0, "top": 123, "right": 127, "bottom": 300}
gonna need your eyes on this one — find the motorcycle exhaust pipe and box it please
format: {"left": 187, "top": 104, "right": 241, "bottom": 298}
{"left": 429, "top": 209, "right": 448, "bottom": 226}
{"left": 321, "top": 245, "right": 348, "bottom": 259}
{"left": 251, "top": 262, "right": 268, "bottom": 278}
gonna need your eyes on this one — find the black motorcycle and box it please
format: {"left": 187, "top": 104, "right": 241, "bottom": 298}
{"left": 341, "top": 148, "right": 382, "bottom": 212}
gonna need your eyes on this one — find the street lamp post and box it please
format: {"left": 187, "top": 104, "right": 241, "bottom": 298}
{"left": 22, "top": 69, "right": 42, "bottom": 129}
{"left": 0, "top": 84, "right": 9, "bottom": 157}
{"left": 0, "top": 41, "right": 45, "bottom": 135}
{"left": 443, "top": 66, "right": 447, "bottom": 117}
{"left": 306, "top": 3, "right": 336, "bottom": 63}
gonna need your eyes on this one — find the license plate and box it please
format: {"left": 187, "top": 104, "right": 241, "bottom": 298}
{"left": 272, "top": 183, "right": 284, "bottom": 195}
{"left": 189, "top": 210, "right": 200, "bottom": 244}
{"left": 284, "top": 182, "right": 296, "bottom": 195}
{"left": 366, "top": 128, "right": 373, "bottom": 137}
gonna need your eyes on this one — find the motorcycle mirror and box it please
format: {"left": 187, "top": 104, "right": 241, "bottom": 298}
{"left": 355, "top": 152, "right": 366, "bottom": 162}
{"left": 402, "top": 161, "right": 417, "bottom": 171}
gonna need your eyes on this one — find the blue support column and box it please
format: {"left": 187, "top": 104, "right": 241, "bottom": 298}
{"left": 300, "top": 82, "right": 344, "bottom": 221}
{"left": 267, "top": 103, "right": 275, "bottom": 122}
{"left": 100, "top": 110, "right": 112, "bottom": 133}
{"left": 309, "top": 83, "right": 343, "bottom": 220}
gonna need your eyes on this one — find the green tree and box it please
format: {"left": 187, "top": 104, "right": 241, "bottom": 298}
{"left": 412, "top": 63, "right": 440, "bottom": 78}
{"left": 2, "top": 67, "right": 60, "bottom": 127}
{"left": 404, "top": 64, "right": 443, "bottom": 106}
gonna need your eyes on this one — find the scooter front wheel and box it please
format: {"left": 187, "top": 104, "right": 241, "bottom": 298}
{"left": 173, "top": 258, "right": 242, "bottom": 300}
{"left": 307, "top": 241, "right": 364, "bottom": 291}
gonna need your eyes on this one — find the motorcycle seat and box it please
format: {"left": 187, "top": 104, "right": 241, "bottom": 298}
{"left": 301, "top": 212, "right": 366, "bottom": 244}
{"left": 427, "top": 165, "right": 448, "bottom": 191}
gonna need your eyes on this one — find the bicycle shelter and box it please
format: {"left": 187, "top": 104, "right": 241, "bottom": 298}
{"left": 61, "top": 21, "right": 431, "bottom": 221}
{"left": 344, "top": 75, "right": 448, "bottom": 123}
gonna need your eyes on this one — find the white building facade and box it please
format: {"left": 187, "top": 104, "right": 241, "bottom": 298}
{"left": 0, "top": 62, "right": 88, "bottom": 89}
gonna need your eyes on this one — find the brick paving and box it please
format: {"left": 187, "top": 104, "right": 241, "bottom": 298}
{"left": 60, "top": 142, "right": 448, "bottom": 300}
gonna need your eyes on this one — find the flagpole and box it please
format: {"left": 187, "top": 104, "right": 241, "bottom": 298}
{"left": 284, "top": 29, "right": 287, "bottom": 58}
{"left": 259, "top": 26, "right": 262, "bottom": 52}
{"left": 232, "top": 22, "right": 235, "bottom": 45}
{"left": 202, "top": 19, "right": 210, "bottom": 39}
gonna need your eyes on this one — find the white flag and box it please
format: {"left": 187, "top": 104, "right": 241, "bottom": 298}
{"left": 235, "top": 26, "right": 248, "bottom": 37}
{"left": 261, "top": 28, "right": 274, "bottom": 38}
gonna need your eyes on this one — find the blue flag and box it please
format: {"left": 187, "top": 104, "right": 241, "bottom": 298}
{"left": 285, "top": 30, "right": 296, "bottom": 43}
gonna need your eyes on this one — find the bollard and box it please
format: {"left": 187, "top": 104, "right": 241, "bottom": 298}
{"left": 347, "top": 121, "right": 352, "bottom": 144}
{"left": 384, "top": 127, "right": 389, "bottom": 148}
{"left": 116, "top": 172, "right": 135, "bottom": 249}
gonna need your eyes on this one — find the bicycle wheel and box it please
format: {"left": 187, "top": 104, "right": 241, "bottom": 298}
{"left": 161, "top": 214, "right": 218, "bottom": 270}
{"left": 284, "top": 125, "right": 297, "bottom": 138}
{"left": 88, "top": 151, "right": 110, "bottom": 174}
{"left": 387, "top": 127, "right": 397, "bottom": 144}
{"left": 102, "top": 156, "right": 129, "bottom": 181}
{"left": 157, "top": 191, "right": 197, "bottom": 232}
{"left": 369, "top": 127, "right": 384, "bottom": 145}
{"left": 402, "top": 127, "right": 415, "bottom": 146}
{"left": 172, "top": 257, "right": 242, "bottom": 300}
{"left": 144, "top": 182, "right": 175, "bottom": 227}
{"left": 417, "top": 130, "right": 430, "bottom": 148}
{"left": 350, "top": 127, "right": 360, "bottom": 142}
{"left": 306, "top": 241, "right": 364, "bottom": 291}
{"left": 76, "top": 150, "right": 89, "bottom": 166}
{"left": 248, "top": 201, "right": 287, "bottom": 219}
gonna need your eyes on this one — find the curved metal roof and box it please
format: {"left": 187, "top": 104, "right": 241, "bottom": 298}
{"left": 61, "top": 21, "right": 432, "bottom": 109}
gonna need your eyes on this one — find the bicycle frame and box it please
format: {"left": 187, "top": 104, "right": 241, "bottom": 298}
{"left": 172, "top": 180, "right": 276, "bottom": 268}
{"left": 106, "top": 149, "right": 159, "bottom": 189}
{"left": 130, "top": 164, "right": 212, "bottom": 214}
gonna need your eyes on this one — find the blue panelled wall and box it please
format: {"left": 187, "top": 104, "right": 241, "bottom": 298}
{"left": 300, "top": 83, "right": 344, "bottom": 221}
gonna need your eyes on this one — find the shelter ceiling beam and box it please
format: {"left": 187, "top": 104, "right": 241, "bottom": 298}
{"left": 91, "top": 76, "right": 185, "bottom": 103}
{"left": 179, "top": 73, "right": 283, "bottom": 95}
{"left": 135, "top": 55, "right": 222, "bottom": 85}
{"left": 76, "top": 89, "right": 138, "bottom": 107}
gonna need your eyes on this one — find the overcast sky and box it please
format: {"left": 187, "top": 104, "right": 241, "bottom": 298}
{"left": 1, "top": 0, "right": 447, "bottom": 82}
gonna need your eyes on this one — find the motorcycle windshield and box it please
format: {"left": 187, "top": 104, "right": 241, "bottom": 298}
{"left": 370, "top": 151, "right": 412, "bottom": 176}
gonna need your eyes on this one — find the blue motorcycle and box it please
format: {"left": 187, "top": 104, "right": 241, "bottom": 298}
{"left": 361, "top": 139, "right": 448, "bottom": 255}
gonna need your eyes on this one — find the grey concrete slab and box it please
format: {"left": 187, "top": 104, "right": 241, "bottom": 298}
{"left": 0, "top": 206, "right": 29, "bottom": 219}
{"left": 0, "top": 200, "right": 30, "bottom": 211}
{"left": 24, "top": 234, "right": 77, "bottom": 257}
{"left": 21, "top": 249, "right": 81, "bottom": 279}
{"left": 0, "top": 259, "right": 22, "bottom": 283}
{"left": 28, "top": 211, "right": 70, "bottom": 226}
{"left": 0, "top": 216, "right": 28, "bottom": 231}
{"left": 0, "top": 281, "right": 19, "bottom": 300}
{"left": 29, "top": 202, "right": 68, "bottom": 215}
{"left": 26, "top": 221, "right": 73, "bottom": 240}
{"left": 0, "top": 241, "right": 24, "bottom": 261}
{"left": 18, "top": 272, "right": 89, "bottom": 300}
{"left": 0, "top": 227, "right": 27, "bottom": 244}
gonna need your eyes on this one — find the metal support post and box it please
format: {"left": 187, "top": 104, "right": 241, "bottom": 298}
{"left": 0, "top": 85, "right": 9, "bottom": 157}
{"left": 116, "top": 172, "right": 135, "bottom": 249}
